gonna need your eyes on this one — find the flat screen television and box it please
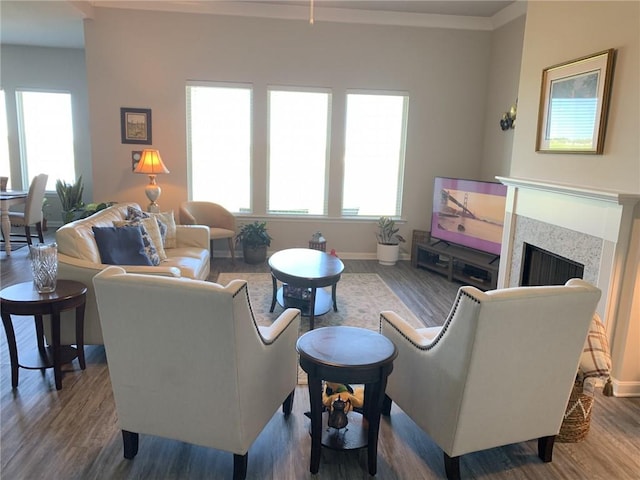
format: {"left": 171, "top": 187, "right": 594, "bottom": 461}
{"left": 430, "top": 176, "right": 507, "bottom": 256}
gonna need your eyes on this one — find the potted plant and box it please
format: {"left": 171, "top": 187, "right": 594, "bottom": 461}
{"left": 41, "top": 197, "right": 51, "bottom": 231}
{"left": 80, "top": 201, "right": 116, "bottom": 219}
{"left": 375, "top": 216, "right": 406, "bottom": 266}
{"left": 56, "top": 176, "right": 85, "bottom": 224}
{"left": 236, "top": 221, "right": 272, "bottom": 264}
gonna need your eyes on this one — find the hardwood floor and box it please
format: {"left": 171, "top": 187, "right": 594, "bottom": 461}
{"left": 2, "top": 242, "right": 639, "bottom": 479}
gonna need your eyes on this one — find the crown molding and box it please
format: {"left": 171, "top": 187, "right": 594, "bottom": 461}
{"left": 94, "top": 1, "right": 526, "bottom": 31}
{"left": 491, "top": 1, "right": 527, "bottom": 29}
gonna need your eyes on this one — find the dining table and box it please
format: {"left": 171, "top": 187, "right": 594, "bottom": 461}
{"left": 1, "top": 190, "right": 29, "bottom": 255}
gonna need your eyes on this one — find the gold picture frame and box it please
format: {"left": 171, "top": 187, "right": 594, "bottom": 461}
{"left": 536, "top": 49, "right": 615, "bottom": 154}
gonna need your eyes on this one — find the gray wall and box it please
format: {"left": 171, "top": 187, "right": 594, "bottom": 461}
{"left": 2, "top": 8, "right": 528, "bottom": 256}
{"left": 481, "top": 15, "right": 526, "bottom": 181}
{"left": 0, "top": 45, "right": 92, "bottom": 220}
{"left": 83, "top": 7, "right": 499, "bottom": 256}
{"left": 512, "top": 1, "right": 639, "bottom": 192}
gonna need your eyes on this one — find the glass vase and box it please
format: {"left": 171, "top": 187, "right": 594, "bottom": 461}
{"left": 29, "top": 243, "right": 58, "bottom": 293}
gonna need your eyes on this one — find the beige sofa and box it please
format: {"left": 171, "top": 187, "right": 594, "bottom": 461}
{"left": 54, "top": 202, "right": 210, "bottom": 345}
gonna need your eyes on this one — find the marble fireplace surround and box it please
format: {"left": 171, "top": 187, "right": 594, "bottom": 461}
{"left": 496, "top": 177, "right": 640, "bottom": 397}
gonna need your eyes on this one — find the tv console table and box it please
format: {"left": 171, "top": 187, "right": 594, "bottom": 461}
{"left": 411, "top": 230, "right": 499, "bottom": 291}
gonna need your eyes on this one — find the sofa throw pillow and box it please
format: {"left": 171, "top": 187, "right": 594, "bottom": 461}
{"left": 92, "top": 226, "right": 152, "bottom": 266}
{"left": 114, "top": 218, "right": 165, "bottom": 263}
{"left": 580, "top": 313, "right": 612, "bottom": 379}
{"left": 126, "top": 205, "right": 148, "bottom": 221}
{"left": 150, "top": 210, "right": 177, "bottom": 248}
{"left": 127, "top": 206, "right": 172, "bottom": 249}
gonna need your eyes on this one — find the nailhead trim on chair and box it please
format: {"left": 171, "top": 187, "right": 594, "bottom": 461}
{"left": 379, "top": 290, "right": 480, "bottom": 350}
{"left": 234, "top": 280, "right": 299, "bottom": 345}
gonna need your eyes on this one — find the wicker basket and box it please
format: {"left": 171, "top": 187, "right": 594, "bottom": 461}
{"left": 557, "top": 383, "right": 594, "bottom": 443}
{"left": 308, "top": 240, "right": 326, "bottom": 252}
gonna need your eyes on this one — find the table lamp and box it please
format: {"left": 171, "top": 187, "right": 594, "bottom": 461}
{"left": 134, "top": 149, "right": 169, "bottom": 212}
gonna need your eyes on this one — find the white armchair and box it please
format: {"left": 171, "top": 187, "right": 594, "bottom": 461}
{"left": 93, "top": 266, "right": 301, "bottom": 480}
{"left": 380, "top": 278, "right": 601, "bottom": 479}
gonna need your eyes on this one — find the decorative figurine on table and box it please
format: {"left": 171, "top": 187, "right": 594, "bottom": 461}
{"left": 322, "top": 382, "right": 364, "bottom": 430}
{"left": 328, "top": 396, "right": 349, "bottom": 429}
{"left": 309, "top": 231, "right": 327, "bottom": 251}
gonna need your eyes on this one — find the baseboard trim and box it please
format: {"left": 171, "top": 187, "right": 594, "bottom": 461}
{"left": 611, "top": 377, "right": 640, "bottom": 397}
{"left": 216, "top": 251, "right": 412, "bottom": 261}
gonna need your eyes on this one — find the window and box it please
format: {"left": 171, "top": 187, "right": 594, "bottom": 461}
{"left": 186, "top": 83, "right": 252, "bottom": 213}
{"left": 0, "top": 90, "right": 11, "bottom": 189}
{"left": 267, "top": 88, "right": 330, "bottom": 215}
{"left": 342, "top": 92, "right": 408, "bottom": 217}
{"left": 16, "top": 90, "right": 75, "bottom": 190}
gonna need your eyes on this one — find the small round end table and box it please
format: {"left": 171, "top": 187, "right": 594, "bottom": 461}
{"left": 296, "top": 326, "right": 397, "bottom": 475}
{"left": 1, "top": 280, "right": 87, "bottom": 390}
{"left": 269, "top": 248, "right": 344, "bottom": 330}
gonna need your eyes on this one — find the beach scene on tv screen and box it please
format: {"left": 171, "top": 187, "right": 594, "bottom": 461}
{"left": 433, "top": 187, "right": 506, "bottom": 252}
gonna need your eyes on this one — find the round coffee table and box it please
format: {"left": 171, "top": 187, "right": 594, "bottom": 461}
{"left": 0, "top": 280, "right": 87, "bottom": 390}
{"left": 296, "top": 326, "right": 397, "bottom": 475}
{"left": 269, "top": 248, "right": 344, "bottom": 330}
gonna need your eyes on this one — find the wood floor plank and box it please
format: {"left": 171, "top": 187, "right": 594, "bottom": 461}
{"left": 2, "top": 242, "right": 639, "bottom": 479}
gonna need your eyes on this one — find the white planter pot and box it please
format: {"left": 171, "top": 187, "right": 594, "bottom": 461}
{"left": 377, "top": 243, "right": 400, "bottom": 266}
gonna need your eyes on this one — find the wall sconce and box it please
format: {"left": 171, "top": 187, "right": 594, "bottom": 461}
{"left": 500, "top": 101, "right": 517, "bottom": 131}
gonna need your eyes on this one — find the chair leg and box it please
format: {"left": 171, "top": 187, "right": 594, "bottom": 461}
{"left": 228, "top": 237, "right": 235, "bottom": 262}
{"left": 233, "top": 453, "right": 248, "bottom": 480}
{"left": 443, "top": 453, "right": 461, "bottom": 480}
{"left": 24, "top": 225, "right": 33, "bottom": 246}
{"left": 36, "top": 221, "right": 44, "bottom": 243}
{"left": 382, "top": 394, "right": 392, "bottom": 416}
{"left": 122, "top": 430, "right": 139, "bottom": 459}
{"left": 282, "top": 389, "right": 295, "bottom": 416}
{"left": 538, "top": 435, "right": 555, "bottom": 462}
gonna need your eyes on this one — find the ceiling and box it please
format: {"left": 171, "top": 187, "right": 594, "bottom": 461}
{"left": 0, "top": 0, "right": 517, "bottom": 49}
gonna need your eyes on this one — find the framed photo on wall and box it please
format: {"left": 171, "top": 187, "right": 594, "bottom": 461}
{"left": 536, "top": 49, "right": 615, "bottom": 154}
{"left": 120, "top": 107, "right": 152, "bottom": 145}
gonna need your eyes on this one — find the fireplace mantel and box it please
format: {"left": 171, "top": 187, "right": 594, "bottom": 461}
{"left": 497, "top": 176, "right": 640, "bottom": 397}
{"left": 496, "top": 176, "right": 640, "bottom": 206}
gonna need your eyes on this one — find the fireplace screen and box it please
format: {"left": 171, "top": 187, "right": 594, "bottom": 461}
{"left": 520, "top": 243, "right": 585, "bottom": 286}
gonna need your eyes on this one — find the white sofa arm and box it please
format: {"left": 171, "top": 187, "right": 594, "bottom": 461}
{"left": 175, "top": 225, "right": 210, "bottom": 249}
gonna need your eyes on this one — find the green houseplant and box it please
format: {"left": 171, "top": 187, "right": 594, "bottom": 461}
{"left": 41, "top": 197, "right": 51, "bottom": 231}
{"left": 236, "top": 221, "right": 272, "bottom": 264}
{"left": 82, "top": 202, "right": 116, "bottom": 218}
{"left": 376, "top": 216, "right": 406, "bottom": 266}
{"left": 56, "top": 176, "right": 85, "bottom": 224}
{"left": 56, "top": 176, "right": 115, "bottom": 224}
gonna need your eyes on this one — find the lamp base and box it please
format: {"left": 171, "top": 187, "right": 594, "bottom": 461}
{"left": 144, "top": 175, "right": 162, "bottom": 213}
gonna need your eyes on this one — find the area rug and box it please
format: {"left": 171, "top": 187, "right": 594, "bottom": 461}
{"left": 216, "top": 273, "right": 423, "bottom": 384}
{"left": 0, "top": 243, "right": 27, "bottom": 252}
{"left": 216, "top": 272, "right": 423, "bottom": 331}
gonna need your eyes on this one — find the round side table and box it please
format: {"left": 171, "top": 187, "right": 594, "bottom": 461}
{"left": 269, "top": 248, "right": 344, "bottom": 330}
{"left": 1, "top": 280, "right": 87, "bottom": 390}
{"left": 296, "top": 326, "right": 397, "bottom": 475}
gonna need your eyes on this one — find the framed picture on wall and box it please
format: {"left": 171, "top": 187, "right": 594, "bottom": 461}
{"left": 536, "top": 49, "right": 615, "bottom": 154}
{"left": 120, "top": 107, "right": 152, "bottom": 145}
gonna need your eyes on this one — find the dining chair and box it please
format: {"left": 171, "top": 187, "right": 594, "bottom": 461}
{"left": 7, "top": 173, "right": 48, "bottom": 245}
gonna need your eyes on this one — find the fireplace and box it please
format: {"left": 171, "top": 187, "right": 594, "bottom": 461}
{"left": 520, "top": 243, "right": 584, "bottom": 286}
{"left": 497, "top": 176, "right": 640, "bottom": 397}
